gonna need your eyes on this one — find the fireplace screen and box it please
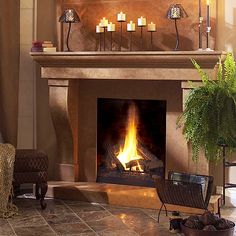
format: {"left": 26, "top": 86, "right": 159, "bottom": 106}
{"left": 97, "top": 98, "right": 166, "bottom": 187}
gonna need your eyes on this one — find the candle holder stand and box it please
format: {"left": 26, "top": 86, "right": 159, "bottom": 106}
{"left": 118, "top": 21, "right": 125, "bottom": 51}
{"left": 148, "top": 31, "right": 156, "bottom": 50}
{"left": 198, "top": 16, "right": 203, "bottom": 50}
{"left": 206, "top": 26, "right": 213, "bottom": 51}
{"left": 139, "top": 26, "right": 145, "bottom": 50}
{"left": 102, "top": 27, "right": 107, "bottom": 51}
{"left": 110, "top": 32, "right": 113, "bottom": 51}
{"left": 99, "top": 33, "right": 102, "bottom": 51}
{"left": 129, "top": 31, "right": 135, "bottom": 51}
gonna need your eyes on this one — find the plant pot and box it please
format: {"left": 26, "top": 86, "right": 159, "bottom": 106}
{"left": 181, "top": 220, "right": 235, "bottom": 236}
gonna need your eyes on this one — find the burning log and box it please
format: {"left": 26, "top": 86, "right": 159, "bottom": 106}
{"left": 125, "top": 159, "right": 146, "bottom": 171}
{"left": 105, "top": 143, "right": 125, "bottom": 172}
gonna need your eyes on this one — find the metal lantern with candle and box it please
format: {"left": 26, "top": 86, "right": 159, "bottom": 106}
{"left": 137, "top": 16, "right": 147, "bottom": 50}
{"left": 59, "top": 9, "right": 80, "bottom": 51}
{"left": 117, "top": 12, "right": 126, "bottom": 51}
{"left": 167, "top": 4, "right": 188, "bottom": 50}
{"left": 147, "top": 22, "right": 156, "bottom": 50}
{"left": 96, "top": 23, "right": 104, "bottom": 51}
{"left": 127, "top": 21, "right": 135, "bottom": 51}
{"left": 107, "top": 22, "right": 115, "bottom": 51}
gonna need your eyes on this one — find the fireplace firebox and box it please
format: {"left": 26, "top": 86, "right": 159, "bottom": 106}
{"left": 97, "top": 98, "right": 166, "bottom": 187}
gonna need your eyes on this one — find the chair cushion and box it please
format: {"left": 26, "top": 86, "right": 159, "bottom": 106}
{"left": 14, "top": 149, "right": 48, "bottom": 172}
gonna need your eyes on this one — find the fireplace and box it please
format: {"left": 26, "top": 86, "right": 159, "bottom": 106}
{"left": 31, "top": 51, "right": 223, "bottom": 182}
{"left": 97, "top": 98, "right": 166, "bottom": 187}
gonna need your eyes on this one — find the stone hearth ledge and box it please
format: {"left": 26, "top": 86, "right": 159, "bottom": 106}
{"left": 31, "top": 51, "right": 226, "bottom": 183}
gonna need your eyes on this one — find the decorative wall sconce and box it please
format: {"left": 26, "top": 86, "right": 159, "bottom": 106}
{"left": 59, "top": 9, "right": 80, "bottom": 51}
{"left": 167, "top": 4, "right": 188, "bottom": 50}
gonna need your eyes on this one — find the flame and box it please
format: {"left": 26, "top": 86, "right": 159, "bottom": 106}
{"left": 116, "top": 104, "right": 143, "bottom": 171}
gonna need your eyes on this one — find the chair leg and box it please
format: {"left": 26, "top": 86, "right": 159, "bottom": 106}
{"left": 163, "top": 203, "right": 168, "bottom": 216}
{"left": 158, "top": 203, "right": 164, "bottom": 223}
{"left": 39, "top": 182, "right": 48, "bottom": 210}
{"left": 35, "top": 183, "right": 40, "bottom": 200}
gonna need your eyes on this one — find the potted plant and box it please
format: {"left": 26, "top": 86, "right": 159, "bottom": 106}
{"left": 177, "top": 53, "right": 236, "bottom": 162}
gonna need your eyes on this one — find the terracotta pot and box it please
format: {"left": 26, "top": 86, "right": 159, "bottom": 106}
{"left": 181, "top": 220, "right": 235, "bottom": 236}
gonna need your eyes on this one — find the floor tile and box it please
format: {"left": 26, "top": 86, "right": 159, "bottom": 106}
{"left": 50, "top": 222, "right": 95, "bottom": 235}
{"left": 0, "top": 218, "right": 16, "bottom": 236}
{"left": 43, "top": 213, "right": 81, "bottom": 225}
{"left": 8, "top": 215, "right": 46, "bottom": 228}
{"left": 14, "top": 225, "right": 56, "bottom": 236}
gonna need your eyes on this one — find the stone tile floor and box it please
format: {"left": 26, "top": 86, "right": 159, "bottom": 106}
{"left": 1, "top": 196, "right": 236, "bottom": 236}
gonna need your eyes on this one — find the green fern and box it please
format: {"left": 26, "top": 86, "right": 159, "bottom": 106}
{"left": 177, "top": 53, "right": 236, "bottom": 162}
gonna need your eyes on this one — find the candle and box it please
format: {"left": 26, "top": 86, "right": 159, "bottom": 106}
{"left": 117, "top": 11, "right": 126, "bottom": 22}
{"left": 96, "top": 24, "right": 104, "bottom": 33}
{"left": 148, "top": 22, "right": 156, "bottom": 32}
{"left": 107, "top": 22, "right": 115, "bottom": 32}
{"left": 100, "top": 17, "right": 108, "bottom": 27}
{"left": 206, "top": 0, "right": 210, "bottom": 27}
{"left": 127, "top": 21, "right": 135, "bottom": 31}
{"left": 199, "top": 0, "right": 202, "bottom": 17}
{"left": 138, "top": 16, "right": 146, "bottom": 26}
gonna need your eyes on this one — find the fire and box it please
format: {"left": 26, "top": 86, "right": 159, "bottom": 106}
{"left": 116, "top": 104, "right": 143, "bottom": 172}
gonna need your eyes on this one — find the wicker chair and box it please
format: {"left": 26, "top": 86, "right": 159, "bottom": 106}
{"left": 154, "top": 171, "right": 214, "bottom": 222}
{"left": 13, "top": 149, "right": 48, "bottom": 209}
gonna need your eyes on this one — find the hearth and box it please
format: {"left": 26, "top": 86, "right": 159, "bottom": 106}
{"left": 97, "top": 98, "right": 166, "bottom": 187}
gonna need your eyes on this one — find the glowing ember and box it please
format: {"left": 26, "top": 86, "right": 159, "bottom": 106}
{"left": 116, "top": 104, "right": 143, "bottom": 171}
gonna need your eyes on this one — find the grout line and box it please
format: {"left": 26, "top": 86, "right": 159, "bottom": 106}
{"left": 61, "top": 201, "right": 99, "bottom": 236}
{"left": 7, "top": 219, "right": 17, "bottom": 236}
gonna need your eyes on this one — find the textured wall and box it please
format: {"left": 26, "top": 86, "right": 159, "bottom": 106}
{"left": 58, "top": 0, "right": 216, "bottom": 51}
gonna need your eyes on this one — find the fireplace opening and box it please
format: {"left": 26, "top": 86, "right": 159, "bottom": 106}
{"left": 97, "top": 98, "right": 166, "bottom": 187}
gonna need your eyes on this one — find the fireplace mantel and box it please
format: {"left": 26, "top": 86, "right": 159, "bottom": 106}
{"left": 32, "top": 51, "right": 226, "bottom": 80}
{"left": 32, "top": 51, "right": 226, "bottom": 182}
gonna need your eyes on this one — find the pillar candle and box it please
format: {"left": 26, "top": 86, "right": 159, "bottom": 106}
{"left": 107, "top": 22, "right": 115, "bottom": 32}
{"left": 100, "top": 17, "right": 108, "bottom": 27}
{"left": 96, "top": 24, "right": 104, "bottom": 33}
{"left": 199, "top": 0, "right": 202, "bottom": 18}
{"left": 148, "top": 22, "right": 156, "bottom": 32}
{"left": 117, "top": 12, "right": 126, "bottom": 22}
{"left": 138, "top": 16, "right": 146, "bottom": 26}
{"left": 127, "top": 21, "right": 135, "bottom": 31}
{"left": 206, "top": 0, "right": 210, "bottom": 27}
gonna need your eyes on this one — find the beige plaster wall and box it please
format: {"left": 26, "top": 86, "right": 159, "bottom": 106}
{"left": 36, "top": 0, "right": 57, "bottom": 178}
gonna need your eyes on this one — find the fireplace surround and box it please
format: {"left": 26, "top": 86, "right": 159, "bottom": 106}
{"left": 31, "top": 51, "right": 226, "bottom": 182}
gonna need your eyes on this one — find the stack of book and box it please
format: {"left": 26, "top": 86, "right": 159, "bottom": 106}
{"left": 31, "top": 41, "right": 43, "bottom": 52}
{"left": 42, "top": 41, "right": 57, "bottom": 52}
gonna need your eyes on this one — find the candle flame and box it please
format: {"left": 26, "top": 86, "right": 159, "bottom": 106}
{"left": 207, "top": 0, "right": 210, "bottom": 5}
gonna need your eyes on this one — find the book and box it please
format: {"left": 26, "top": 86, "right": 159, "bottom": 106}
{"left": 42, "top": 43, "right": 54, "bottom": 48}
{"left": 43, "top": 47, "right": 57, "bottom": 52}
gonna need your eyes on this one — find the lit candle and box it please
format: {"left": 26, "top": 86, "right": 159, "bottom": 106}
{"left": 96, "top": 23, "right": 104, "bottom": 33}
{"left": 199, "top": 0, "right": 202, "bottom": 18}
{"left": 138, "top": 16, "right": 147, "bottom": 26}
{"left": 127, "top": 21, "right": 135, "bottom": 31}
{"left": 107, "top": 22, "right": 115, "bottom": 32}
{"left": 100, "top": 17, "right": 108, "bottom": 27}
{"left": 206, "top": 0, "right": 210, "bottom": 27}
{"left": 147, "top": 22, "right": 156, "bottom": 32}
{"left": 117, "top": 11, "right": 126, "bottom": 22}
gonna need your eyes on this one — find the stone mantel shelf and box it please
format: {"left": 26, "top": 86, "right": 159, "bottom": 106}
{"left": 31, "top": 51, "right": 226, "bottom": 81}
